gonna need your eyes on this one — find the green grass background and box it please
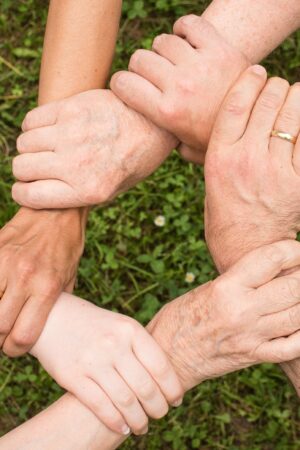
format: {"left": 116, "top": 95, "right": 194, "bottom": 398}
{"left": 0, "top": 1, "right": 300, "bottom": 448}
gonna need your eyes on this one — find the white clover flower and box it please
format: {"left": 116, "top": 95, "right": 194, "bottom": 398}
{"left": 154, "top": 215, "right": 166, "bottom": 227}
{"left": 185, "top": 272, "right": 195, "bottom": 283}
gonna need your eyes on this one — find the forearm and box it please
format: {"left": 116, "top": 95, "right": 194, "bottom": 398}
{"left": 203, "top": 0, "right": 300, "bottom": 63}
{"left": 0, "top": 393, "right": 124, "bottom": 450}
{"left": 39, "top": 0, "right": 122, "bottom": 103}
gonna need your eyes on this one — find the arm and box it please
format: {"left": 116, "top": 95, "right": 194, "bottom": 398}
{"left": 110, "top": 0, "right": 300, "bottom": 163}
{"left": 0, "top": 0, "right": 121, "bottom": 357}
{"left": 3, "top": 241, "right": 300, "bottom": 448}
{"left": 203, "top": 0, "right": 300, "bottom": 63}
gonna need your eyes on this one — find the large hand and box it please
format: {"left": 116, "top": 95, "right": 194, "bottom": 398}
{"left": 11, "top": 90, "right": 177, "bottom": 209}
{"left": 204, "top": 66, "right": 300, "bottom": 272}
{"left": 204, "top": 66, "right": 300, "bottom": 394}
{"left": 0, "top": 208, "right": 85, "bottom": 357}
{"left": 148, "top": 241, "right": 300, "bottom": 391}
{"left": 31, "top": 294, "right": 183, "bottom": 436}
{"left": 110, "top": 15, "right": 249, "bottom": 164}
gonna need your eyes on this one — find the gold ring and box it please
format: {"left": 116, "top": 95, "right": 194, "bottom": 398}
{"left": 271, "top": 130, "right": 297, "bottom": 145}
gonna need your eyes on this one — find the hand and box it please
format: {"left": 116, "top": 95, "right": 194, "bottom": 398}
{"left": 0, "top": 207, "right": 85, "bottom": 357}
{"left": 204, "top": 66, "right": 300, "bottom": 395}
{"left": 110, "top": 15, "right": 249, "bottom": 164}
{"left": 11, "top": 90, "right": 177, "bottom": 209}
{"left": 204, "top": 66, "right": 300, "bottom": 272}
{"left": 31, "top": 294, "right": 183, "bottom": 436}
{"left": 148, "top": 241, "right": 300, "bottom": 391}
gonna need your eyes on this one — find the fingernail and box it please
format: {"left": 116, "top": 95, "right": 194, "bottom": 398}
{"left": 115, "top": 74, "right": 126, "bottom": 88}
{"left": 171, "top": 397, "right": 183, "bottom": 407}
{"left": 251, "top": 65, "right": 266, "bottom": 76}
{"left": 121, "top": 425, "right": 131, "bottom": 435}
{"left": 140, "top": 426, "right": 148, "bottom": 435}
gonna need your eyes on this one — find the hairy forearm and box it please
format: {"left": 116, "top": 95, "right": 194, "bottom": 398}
{"left": 203, "top": 0, "right": 300, "bottom": 62}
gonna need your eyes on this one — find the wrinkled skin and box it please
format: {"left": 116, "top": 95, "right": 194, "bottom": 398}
{"left": 12, "top": 90, "right": 177, "bottom": 209}
{"left": 204, "top": 67, "right": 300, "bottom": 395}
{"left": 0, "top": 207, "right": 86, "bottom": 356}
{"left": 111, "top": 15, "right": 250, "bottom": 164}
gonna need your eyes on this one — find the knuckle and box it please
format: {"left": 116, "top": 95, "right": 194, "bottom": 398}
{"left": 17, "top": 260, "right": 36, "bottom": 280}
{"left": 118, "top": 390, "right": 136, "bottom": 408}
{"left": 263, "top": 244, "right": 284, "bottom": 264}
{"left": 153, "top": 360, "right": 170, "bottom": 379}
{"left": 137, "top": 379, "right": 156, "bottom": 400}
{"left": 223, "top": 91, "right": 248, "bottom": 115}
{"left": 175, "top": 77, "right": 196, "bottom": 95}
{"left": 258, "top": 89, "right": 283, "bottom": 111}
{"left": 42, "top": 278, "right": 61, "bottom": 299}
{"left": 101, "top": 333, "right": 118, "bottom": 349}
{"left": 277, "top": 108, "right": 299, "bottom": 127}
{"left": 158, "top": 100, "right": 180, "bottom": 121}
{"left": 9, "top": 328, "right": 35, "bottom": 349}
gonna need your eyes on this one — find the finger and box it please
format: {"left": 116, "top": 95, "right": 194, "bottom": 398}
{"left": 16, "top": 126, "right": 57, "bottom": 153}
{"left": 211, "top": 65, "right": 267, "bottom": 145}
{"left": 262, "top": 302, "right": 300, "bottom": 340}
{"left": 173, "top": 15, "right": 221, "bottom": 49}
{"left": 258, "top": 330, "right": 300, "bottom": 363}
{"left": 152, "top": 34, "right": 197, "bottom": 65}
{"left": 256, "top": 272, "right": 300, "bottom": 316}
{"left": 133, "top": 329, "right": 183, "bottom": 406}
{"left": 70, "top": 377, "right": 131, "bottom": 436}
{"left": 94, "top": 369, "right": 149, "bottom": 436}
{"left": 246, "top": 77, "right": 290, "bottom": 150}
{"left": 12, "top": 180, "right": 80, "bottom": 209}
{"left": 227, "top": 240, "right": 300, "bottom": 288}
{"left": 178, "top": 143, "right": 206, "bottom": 165}
{"left": 110, "top": 71, "right": 163, "bottom": 124}
{"left": 269, "top": 83, "right": 300, "bottom": 167}
{"left": 3, "top": 292, "right": 58, "bottom": 357}
{"left": 115, "top": 353, "right": 169, "bottom": 420}
{"left": 128, "top": 49, "right": 174, "bottom": 90}
{"left": 22, "top": 101, "right": 61, "bottom": 131}
{"left": 13, "top": 153, "right": 62, "bottom": 182}
{"left": 0, "top": 287, "right": 27, "bottom": 350}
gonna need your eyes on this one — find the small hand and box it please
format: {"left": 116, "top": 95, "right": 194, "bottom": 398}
{"left": 0, "top": 208, "right": 85, "bottom": 357}
{"left": 148, "top": 241, "right": 300, "bottom": 391}
{"left": 110, "top": 15, "right": 249, "bottom": 164}
{"left": 12, "top": 90, "right": 177, "bottom": 209}
{"left": 31, "top": 295, "right": 183, "bottom": 436}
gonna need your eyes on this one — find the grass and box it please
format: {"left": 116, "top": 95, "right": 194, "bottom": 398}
{"left": 0, "top": 0, "right": 300, "bottom": 448}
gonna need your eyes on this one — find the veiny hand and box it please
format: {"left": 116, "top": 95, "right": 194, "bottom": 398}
{"left": 148, "top": 241, "right": 300, "bottom": 391}
{"left": 204, "top": 66, "right": 300, "bottom": 395}
{"left": 31, "top": 294, "right": 183, "bottom": 436}
{"left": 0, "top": 207, "right": 85, "bottom": 357}
{"left": 11, "top": 90, "right": 177, "bottom": 209}
{"left": 204, "top": 66, "right": 300, "bottom": 272}
{"left": 110, "top": 15, "right": 249, "bottom": 164}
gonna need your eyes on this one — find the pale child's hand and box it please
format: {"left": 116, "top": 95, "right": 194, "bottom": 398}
{"left": 30, "top": 294, "right": 183, "bottom": 436}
